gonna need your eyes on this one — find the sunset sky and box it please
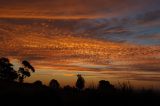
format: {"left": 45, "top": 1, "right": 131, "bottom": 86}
{"left": 0, "top": 0, "right": 160, "bottom": 89}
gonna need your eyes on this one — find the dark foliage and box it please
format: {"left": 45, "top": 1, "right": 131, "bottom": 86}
{"left": 49, "top": 79, "right": 60, "bottom": 90}
{"left": 18, "top": 60, "right": 35, "bottom": 83}
{"left": 0, "top": 57, "right": 160, "bottom": 106}
{"left": 0, "top": 57, "right": 35, "bottom": 83}
{"left": 0, "top": 79, "right": 159, "bottom": 106}
{"left": 76, "top": 74, "right": 85, "bottom": 90}
{"left": 33, "top": 80, "right": 43, "bottom": 87}
{"left": 0, "top": 57, "right": 18, "bottom": 81}
{"left": 22, "top": 60, "right": 35, "bottom": 72}
{"left": 98, "top": 80, "right": 115, "bottom": 90}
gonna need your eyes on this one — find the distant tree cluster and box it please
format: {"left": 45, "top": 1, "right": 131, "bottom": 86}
{"left": 0, "top": 57, "right": 115, "bottom": 91}
{"left": 0, "top": 57, "right": 35, "bottom": 83}
{"left": 46, "top": 74, "right": 115, "bottom": 92}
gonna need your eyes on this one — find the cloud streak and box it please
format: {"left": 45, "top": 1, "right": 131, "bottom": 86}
{"left": 0, "top": 0, "right": 160, "bottom": 19}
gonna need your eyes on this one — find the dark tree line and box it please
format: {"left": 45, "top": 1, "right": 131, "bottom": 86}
{"left": 0, "top": 57, "right": 159, "bottom": 106}
{"left": 47, "top": 74, "right": 115, "bottom": 92}
{"left": 0, "top": 57, "right": 115, "bottom": 90}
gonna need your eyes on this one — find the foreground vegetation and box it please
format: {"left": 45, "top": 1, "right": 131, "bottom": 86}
{"left": 0, "top": 57, "right": 160, "bottom": 106}
{"left": 0, "top": 80, "right": 159, "bottom": 106}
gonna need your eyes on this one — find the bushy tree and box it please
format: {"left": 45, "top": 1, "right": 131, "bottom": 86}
{"left": 98, "top": 80, "right": 114, "bottom": 90}
{"left": 0, "top": 57, "right": 18, "bottom": 81}
{"left": 0, "top": 57, "right": 35, "bottom": 83}
{"left": 18, "top": 60, "right": 35, "bottom": 83}
{"left": 49, "top": 79, "right": 60, "bottom": 90}
{"left": 76, "top": 74, "right": 85, "bottom": 90}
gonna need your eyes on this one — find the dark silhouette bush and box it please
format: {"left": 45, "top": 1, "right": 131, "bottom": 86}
{"left": 33, "top": 80, "right": 43, "bottom": 87}
{"left": 49, "top": 79, "right": 60, "bottom": 90}
{"left": 76, "top": 74, "right": 85, "bottom": 90}
{"left": 98, "top": 80, "right": 114, "bottom": 90}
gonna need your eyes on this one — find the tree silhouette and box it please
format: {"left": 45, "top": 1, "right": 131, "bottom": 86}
{"left": 0, "top": 57, "right": 35, "bottom": 83}
{"left": 18, "top": 60, "right": 35, "bottom": 83}
{"left": 22, "top": 60, "right": 35, "bottom": 72}
{"left": 76, "top": 74, "right": 85, "bottom": 90}
{"left": 98, "top": 80, "right": 114, "bottom": 90}
{"left": 33, "top": 80, "right": 43, "bottom": 87}
{"left": 0, "top": 57, "right": 18, "bottom": 81}
{"left": 49, "top": 79, "right": 60, "bottom": 90}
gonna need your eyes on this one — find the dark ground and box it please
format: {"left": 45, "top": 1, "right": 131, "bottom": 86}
{"left": 0, "top": 80, "right": 160, "bottom": 106}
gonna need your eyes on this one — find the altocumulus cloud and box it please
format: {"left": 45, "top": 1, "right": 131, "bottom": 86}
{"left": 0, "top": 0, "right": 160, "bottom": 87}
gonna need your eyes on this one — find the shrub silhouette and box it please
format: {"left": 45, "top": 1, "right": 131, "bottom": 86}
{"left": 98, "top": 80, "right": 114, "bottom": 90}
{"left": 33, "top": 80, "right": 43, "bottom": 87}
{"left": 76, "top": 74, "right": 85, "bottom": 90}
{"left": 0, "top": 57, "right": 18, "bottom": 81}
{"left": 49, "top": 79, "right": 60, "bottom": 90}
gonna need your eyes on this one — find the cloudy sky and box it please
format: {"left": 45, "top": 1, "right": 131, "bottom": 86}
{"left": 0, "top": 0, "right": 160, "bottom": 88}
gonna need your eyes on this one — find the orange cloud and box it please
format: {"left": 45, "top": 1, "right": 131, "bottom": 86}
{"left": 0, "top": 0, "right": 159, "bottom": 19}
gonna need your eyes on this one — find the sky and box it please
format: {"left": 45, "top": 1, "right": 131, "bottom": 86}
{"left": 0, "top": 0, "right": 160, "bottom": 89}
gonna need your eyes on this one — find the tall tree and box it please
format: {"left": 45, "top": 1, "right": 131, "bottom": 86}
{"left": 76, "top": 74, "right": 85, "bottom": 90}
{"left": 0, "top": 57, "right": 35, "bottom": 83}
{"left": 0, "top": 57, "right": 18, "bottom": 81}
{"left": 18, "top": 60, "right": 35, "bottom": 83}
